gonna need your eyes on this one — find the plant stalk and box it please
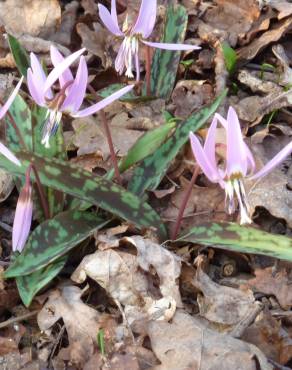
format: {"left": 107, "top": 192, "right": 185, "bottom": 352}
{"left": 145, "top": 45, "right": 151, "bottom": 96}
{"left": 29, "top": 164, "right": 50, "bottom": 219}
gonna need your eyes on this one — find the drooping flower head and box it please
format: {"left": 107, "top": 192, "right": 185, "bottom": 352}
{"left": 189, "top": 107, "right": 292, "bottom": 224}
{"left": 98, "top": 0, "right": 201, "bottom": 80}
{"left": 27, "top": 46, "right": 134, "bottom": 148}
{"left": 12, "top": 165, "right": 33, "bottom": 252}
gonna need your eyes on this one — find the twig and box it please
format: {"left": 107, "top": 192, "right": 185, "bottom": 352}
{"left": 87, "top": 84, "right": 122, "bottom": 185}
{"left": 0, "top": 310, "right": 39, "bottom": 329}
{"left": 171, "top": 166, "right": 200, "bottom": 240}
{"left": 145, "top": 45, "right": 151, "bottom": 96}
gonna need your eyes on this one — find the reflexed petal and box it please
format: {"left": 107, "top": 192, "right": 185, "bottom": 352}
{"left": 62, "top": 56, "right": 88, "bottom": 113}
{"left": 135, "top": 50, "right": 140, "bottom": 81}
{"left": 203, "top": 116, "right": 218, "bottom": 170}
{"left": 0, "top": 77, "right": 23, "bottom": 119}
{"left": 30, "top": 53, "right": 53, "bottom": 100}
{"left": 12, "top": 183, "right": 33, "bottom": 252}
{"left": 115, "top": 40, "right": 127, "bottom": 75}
{"left": 189, "top": 132, "right": 219, "bottom": 182}
{"left": 142, "top": 40, "right": 201, "bottom": 50}
{"left": 73, "top": 84, "right": 134, "bottom": 117}
{"left": 250, "top": 141, "right": 292, "bottom": 180}
{"left": 132, "top": 0, "right": 157, "bottom": 38}
{"left": 50, "top": 45, "right": 74, "bottom": 88}
{"left": 98, "top": 3, "right": 123, "bottom": 36}
{"left": 0, "top": 142, "right": 21, "bottom": 166}
{"left": 226, "top": 106, "right": 248, "bottom": 177}
{"left": 44, "top": 48, "right": 86, "bottom": 93}
{"left": 27, "top": 69, "right": 45, "bottom": 106}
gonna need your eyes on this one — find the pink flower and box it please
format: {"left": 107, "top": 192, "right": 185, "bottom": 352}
{"left": 98, "top": 0, "right": 200, "bottom": 80}
{"left": 0, "top": 78, "right": 23, "bottom": 166}
{"left": 189, "top": 107, "right": 292, "bottom": 224}
{"left": 12, "top": 167, "right": 33, "bottom": 252}
{"left": 27, "top": 46, "right": 134, "bottom": 148}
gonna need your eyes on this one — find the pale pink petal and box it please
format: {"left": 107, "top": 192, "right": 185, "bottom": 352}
{"left": 203, "top": 116, "right": 218, "bottom": 170}
{"left": 0, "top": 142, "right": 21, "bottom": 166}
{"left": 226, "top": 106, "right": 248, "bottom": 177}
{"left": 115, "top": 40, "right": 126, "bottom": 75}
{"left": 44, "top": 48, "right": 86, "bottom": 93}
{"left": 61, "top": 56, "right": 88, "bottom": 113}
{"left": 250, "top": 141, "right": 292, "bottom": 180}
{"left": 12, "top": 185, "right": 33, "bottom": 252}
{"left": 73, "top": 84, "right": 134, "bottom": 118}
{"left": 50, "top": 45, "right": 74, "bottom": 88}
{"left": 0, "top": 77, "right": 23, "bottom": 119}
{"left": 132, "top": 0, "right": 157, "bottom": 38}
{"left": 142, "top": 40, "right": 201, "bottom": 51}
{"left": 27, "top": 69, "right": 45, "bottom": 106}
{"left": 30, "top": 53, "right": 53, "bottom": 100}
{"left": 98, "top": 3, "right": 123, "bottom": 36}
{"left": 135, "top": 50, "right": 140, "bottom": 82}
{"left": 189, "top": 132, "right": 220, "bottom": 183}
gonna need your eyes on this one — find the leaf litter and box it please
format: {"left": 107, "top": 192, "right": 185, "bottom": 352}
{"left": 0, "top": 0, "right": 292, "bottom": 369}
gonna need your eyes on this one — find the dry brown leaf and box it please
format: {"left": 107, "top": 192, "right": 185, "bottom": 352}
{"left": 147, "top": 310, "right": 272, "bottom": 370}
{"left": 245, "top": 267, "right": 292, "bottom": 309}
{"left": 81, "top": 0, "right": 99, "bottom": 16}
{"left": 193, "top": 266, "right": 257, "bottom": 327}
{"left": 37, "top": 285, "right": 100, "bottom": 367}
{"left": 51, "top": 1, "right": 78, "bottom": 46}
{"left": 0, "top": 169, "right": 14, "bottom": 202}
{"left": 268, "top": 0, "right": 292, "bottom": 20}
{"left": 0, "top": 0, "right": 61, "bottom": 38}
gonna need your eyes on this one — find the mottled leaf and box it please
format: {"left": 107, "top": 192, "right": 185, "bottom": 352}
{"left": 128, "top": 90, "right": 227, "bottom": 195}
{"left": 148, "top": 5, "right": 189, "bottom": 99}
{"left": 0, "top": 152, "right": 167, "bottom": 240}
{"left": 5, "top": 211, "right": 106, "bottom": 278}
{"left": 99, "top": 83, "right": 153, "bottom": 103}
{"left": 106, "top": 120, "right": 176, "bottom": 179}
{"left": 16, "top": 255, "right": 67, "bottom": 307}
{"left": 180, "top": 222, "right": 292, "bottom": 261}
{"left": 7, "top": 34, "right": 30, "bottom": 77}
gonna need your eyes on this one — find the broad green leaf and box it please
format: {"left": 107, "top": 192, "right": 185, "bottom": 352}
{"left": 128, "top": 90, "right": 227, "bottom": 195}
{"left": 148, "top": 5, "right": 189, "bottom": 99}
{"left": 0, "top": 152, "right": 167, "bottom": 240}
{"left": 106, "top": 120, "right": 176, "bottom": 179}
{"left": 8, "top": 34, "right": 30, "bottom": 77}
{"left": 99, "top": 83, "right": 153, "bottom": 103}
{"left": 180, "top": 222, "right": 292, "bottom": 261}
{"left": 5, "top": 211, "right": 106, "bottom": 278}
{"left": 221, "top": 42, "right": 237, "bottom": 74}
{"left": 16, "top": 255, "right": 67, "bottom": 307}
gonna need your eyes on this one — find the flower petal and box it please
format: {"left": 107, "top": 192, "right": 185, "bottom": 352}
{"left": 226, "top": 106, "right": 248, "bottom": 177}
{"left": 50, "top": 45, "right": 74, "bottom": 88}
{"left": 0, "top": 77, "right": 23, "bottom": 119}
{"left": 44, "top": 48, "right": 86, "bottom": 93}
{"left": 98, "top": 3, "right": 123, "bottom": 36}
{"left": 27, "top": 69, "right": 45, "bottom": 106}
{"left": 73, "top": 84, "right": 134, "bottom": 118}
{"left": 132, "top": 0, "right": 157, "bottom": 38}
{"left": 142, "top": 40, "right": 201, "bottom": 51}
{"left": 0, "top": 142, "right": 21, "bottom": 166}
{"left": 189, "top": 132, "right": 220, "bottom": 182}
{"left": 250, "top": 141, "right": 292, "bottom": 180}
{"left": 203, "top": 115, "right": 218, "bottom": 170}
{"left": 61, "top": 56, "right": 88, "bottom": 113}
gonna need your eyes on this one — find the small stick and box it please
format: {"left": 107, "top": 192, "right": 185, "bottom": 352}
{"left": 0, "top": 310, "right": 39, "bottom": 329}
{"left": 145, "top": 45, "right": 151, "bottom": 96}
{"left": 28, "top": 164, "right": 51, "bottom": 219}
{"left": 87, "top": 84, "right": 122, "bottom": 185}
{"left": 0, "top": 98, "right": 27, "bottom": 150}
{"left": 171, "top": 166, "right": 200, "bottom": 240}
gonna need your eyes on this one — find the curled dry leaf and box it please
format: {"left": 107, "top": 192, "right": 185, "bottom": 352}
{"left": 37, "top": 285, "right": 100, "bottom": 367}
{"left": 245, "top": 267, "right": 292, "bottom": 309}
{"left": 0, "top": 0, "right": 61, "bottom": 38}
{"left": 193, "top": 265, "right": 258, "bottom": 327}
{"left": 51, "top": 1, "right": 79, "bottom": 46}
{"left": 147, "top": 310, "right": 272, "bottom": 370}
{"left": 0, "top": 169, "right": 14, "bottom": 202}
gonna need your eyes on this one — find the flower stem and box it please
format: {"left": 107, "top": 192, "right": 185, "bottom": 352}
{"left": 171, "top": 166, "right": 200, "bottom": 240}
{"left": 0, "top": 98, "right": 27, "bottom": 150}
{"left": 87, "top": 84, "right": 122, "bottom": 185}
{"left": 28, "top": 164, "right": 50, "bottom": 220}
{"left": 145, "top": 45, "right": 151, "bottom": 96}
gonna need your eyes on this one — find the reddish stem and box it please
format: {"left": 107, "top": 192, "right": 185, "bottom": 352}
{"left": 28, "top": 163, "right": 50, "bottom": 220}
{"left": 87, "top": 84, "right": 122, "bottom": 185}
{"left": 171, "top": 166, "right": 200, "bottom": 240}
{"left": 145, "top": 45, "right": 151, "bottom": 96}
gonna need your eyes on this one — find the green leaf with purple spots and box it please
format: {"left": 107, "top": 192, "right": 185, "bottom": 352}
{"left": 180, "top": 222, "right": 292, "bottom": 261}
{"left": 8, "top": 34, "right": 30, "bottom": 77}
{"left": 0, "top": 152, "right": 167, "bottom": 241}
{"left": 16, "top": 255, "right": 67, "bottom": 307}
{"left": 128, "top": 90, "right": 227, "bottom": 196}
{"left": 5, "top": 211, "right": 106, "bottom": 278}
